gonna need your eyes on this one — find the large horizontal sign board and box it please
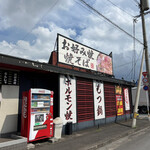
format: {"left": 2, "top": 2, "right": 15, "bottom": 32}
{"left": 57, "top": 34, "right": 113, "bottom": 75}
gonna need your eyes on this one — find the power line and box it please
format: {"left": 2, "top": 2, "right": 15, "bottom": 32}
{"left": 78, "top": 0, "right": 143, "bottom": 45}
{"left": 114, "top": 61, "right": 134, "bottom": 69}
{"left": 74, "top": 0, "right": 111, "bottom": 25}
{"left": 107, "top": 0, "right": 134, "bottom": 18}
{"left": 132, "top": 0, "right": 140, "bottom": 8}
{"left": 24, "top": 0, "right": 59, "bottom": 41}
{"left": 21, "top": 0, "right": 59, "bottom": 41}
{"left": 75, "top": 0, "right": 100, "bottom": 16}
{"left": 133, "top": 0, "right": 140, "bottom": 5}
{"left": 125, "top": 49, "right": 143, "bottom": 79}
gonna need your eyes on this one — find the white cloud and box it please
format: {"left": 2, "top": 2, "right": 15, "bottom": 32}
{"left": 0, "top": 24, "right": 76, "bottom": 62}
{"left": 0, "top": 0, "right": 149, "bottom": 81}
{"left": 0, "top": 0, "right": 73, "bottom": 31}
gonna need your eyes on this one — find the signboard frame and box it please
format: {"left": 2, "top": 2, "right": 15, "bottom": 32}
{"left": 57, "top": 34, "right": 113, "bottom": 75}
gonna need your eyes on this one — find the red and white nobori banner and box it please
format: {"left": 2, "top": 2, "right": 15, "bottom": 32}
{"left": 123, "top": 88, "right": 130, "bottom": 111}
{"left": 59, "top": 75, "right": 77, "bottom": 125}
{"left": 93, "top": 81, "right": 105, "bottom": 120}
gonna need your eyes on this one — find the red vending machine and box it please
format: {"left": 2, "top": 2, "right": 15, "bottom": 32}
{"left": 21, "top": 88, "right": 54, "bottom": 142}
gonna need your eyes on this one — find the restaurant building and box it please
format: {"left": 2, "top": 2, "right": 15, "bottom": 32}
{"left": 0, "top": 34, "right": 134, "bottom": 136}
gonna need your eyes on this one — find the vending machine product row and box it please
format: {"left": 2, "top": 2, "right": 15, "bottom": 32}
{"left": 21, "top": 88, "right": 54, "bottom": 142}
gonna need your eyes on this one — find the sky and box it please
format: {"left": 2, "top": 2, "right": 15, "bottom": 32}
{"left": 0, "top": 0, "right": 150, "bottom": 81}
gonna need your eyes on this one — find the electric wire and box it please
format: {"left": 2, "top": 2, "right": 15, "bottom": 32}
{"left": 75, "top": 0, "right": 147, "bottom": 81}
{"left": 133, "top": 0, "right": 140, "bottom": 4}
{"left": 106, "top": 0, "right": 134, "bottom": 18}
{"left": 64, "top": 0, "right": 144, "bottom": 79}
{"left": 74, "top": 0, "right": 112, "bottom": 26}
{"left": 114, "top": 61, "right": 134, "bottom": 69}
{"left": 75, "top": 0, "right": 142, "bottom": 79}
{"left": 132, "top": 0, "right": 140, "bottom": 6}
{"left": 5, "top": 0, "right": 146, "bottom": 72}
{"left": 125, "top": 49, "right": 143, "bottom": 79}
{"left": 21, "top": 0, "right": 59, "bottom": 41}
{"left": 78, "top": 0, "right": 143, "bottom": 45}
{"left": 77, "top": 0, "right": 147, "bottom": 81}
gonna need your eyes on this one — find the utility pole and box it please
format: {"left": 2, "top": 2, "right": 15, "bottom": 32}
{"left": 140, "top": 0, "right": 150, "bottom": 92}
{"left": 132, "top": 0, "right": 150, "bottom": 128}
{"left": 132, "top": 50, "right": 145, "bottom": 128}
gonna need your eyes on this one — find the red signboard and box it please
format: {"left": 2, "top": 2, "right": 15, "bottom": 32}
{"left": 142, "top": 72, "right": 148, "bottom": 77}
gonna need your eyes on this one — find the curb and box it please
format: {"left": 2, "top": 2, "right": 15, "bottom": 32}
{"left": 0, "top": 135, "right": 27, "bottom": 150}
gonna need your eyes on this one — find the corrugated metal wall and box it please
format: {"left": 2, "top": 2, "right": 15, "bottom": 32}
{"left": 77, "top": 78, "right": 94, "bottom": 122}
{"left": 104, "top": 83, "right": 117, "bottom": 117}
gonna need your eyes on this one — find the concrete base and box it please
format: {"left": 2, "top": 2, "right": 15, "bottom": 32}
{"left": 62, "top": 114, "right": 132, "bottom": 134}
{"left": 27, "top": 143, "right": 35, "bottom": 149}
{"left": 49, "top": 137, "right": 59, "bottom": 143}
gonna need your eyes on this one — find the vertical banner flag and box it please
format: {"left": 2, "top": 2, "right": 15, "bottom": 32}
{"left": 123, "top": 88, "right": 130, "bottom": 111}
{"left": 93, "top": 81, "right": 105, "bottom": 120}
{"left": 59, "top": 75, "right": 77, "bottom": 125}
{"left": 116, "top": 95, "right": 124, "bottom": 116}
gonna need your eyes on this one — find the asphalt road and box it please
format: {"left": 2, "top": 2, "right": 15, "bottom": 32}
{"left": 99, "top": 126, "right": 150, "bottom": 150}
{"left": 29, "top": 115, "right": 149, "bottom": 150}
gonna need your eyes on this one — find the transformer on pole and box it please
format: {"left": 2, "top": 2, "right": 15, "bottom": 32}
{"left": 141, "top": 0, "right": 149, "bottom": 11}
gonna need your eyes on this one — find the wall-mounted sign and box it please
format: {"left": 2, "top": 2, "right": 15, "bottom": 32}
{"left": 57, "top": 34, "right": 113, "bottom": 75}
{"left": 116, "top": 95, "right": 124, "bottom": 116}
{"left": 115, "top": 86, "right": 122, "bottom": 95}
{"left": 123, "top": 88, "right": 130, "bottom": 111}
{"left": 93, "top": 81, "right": 105, "bottom": 120}
{"left": 59, "top": 75, "right": 77, "bottom": 125}
{"left": 0, "top": 70, "right": 19, "bottom": 85}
